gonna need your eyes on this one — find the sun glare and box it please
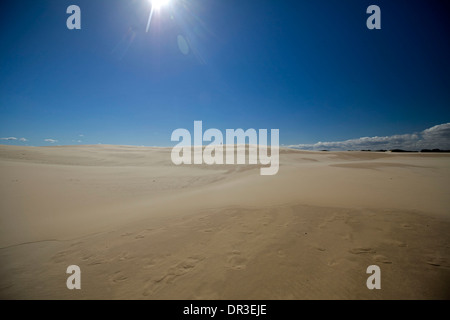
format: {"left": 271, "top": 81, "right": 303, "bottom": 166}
{"left": 151, "top": 0, "right": 170, "bottom": 10}
{"left": 146, "top": 0, "right": 170, "bottom": 32}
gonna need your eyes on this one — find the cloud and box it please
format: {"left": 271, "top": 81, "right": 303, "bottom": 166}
{"left": 419, "top": 123, "right": 450, "bottom": 149}
{"left": 289, "top": 123, "right": 450, "bottom": 151}
{"left": 1, "top": 137, "right": 28, "bottom": 142}
{"left": 44, "top": 139, "right": 58, "bottom": 144}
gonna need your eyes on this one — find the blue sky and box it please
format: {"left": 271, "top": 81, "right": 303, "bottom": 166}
{"left": 0, "top": 0, "right": 449, "bottom": 147}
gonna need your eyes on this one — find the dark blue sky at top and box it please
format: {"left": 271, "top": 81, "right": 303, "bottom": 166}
{"left": 0, "top": 0, "right": 449, "bottom": 146}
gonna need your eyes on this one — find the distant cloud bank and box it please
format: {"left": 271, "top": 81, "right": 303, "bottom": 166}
{"left": 44, "top": 139, "right": 58, "bottom": 144}
{"left": 289, "top": 123, "right": 450, "bottom": 151}
{"left": 0, "top": 137, "right": 27, "bottom": 142}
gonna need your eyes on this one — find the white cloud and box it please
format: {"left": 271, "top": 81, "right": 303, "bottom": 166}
{"left": 289, "top": 123, "right": 450, "bottom": 151}
{"left": 418, "top": 123, "right": 450, "bottom": 149}
{"left": 1, "top": 137, "right": 27, "bottom": 142}
{"left": 44, "top": 139, "right": 58, "bottom": 144}
{"left": 79, "top": 134, "right": 84, "bottom": 137}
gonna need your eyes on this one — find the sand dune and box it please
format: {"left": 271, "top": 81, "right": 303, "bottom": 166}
{"left": 0, "top": 145, "right": 449, "bottom": 299}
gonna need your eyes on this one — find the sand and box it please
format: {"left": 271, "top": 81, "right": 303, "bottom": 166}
{"left": 0, "top": 145, "right": 449, "bottom": 299}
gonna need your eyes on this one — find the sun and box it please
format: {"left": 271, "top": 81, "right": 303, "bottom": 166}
{"left": 151, "top": 0, "right": 170, "bottom": 10}
{"left": 146, "top": 0, "right": 171, "bottom": 32}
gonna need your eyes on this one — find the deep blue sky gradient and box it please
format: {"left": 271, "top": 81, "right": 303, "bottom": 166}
{"left": 0, "top": 0, "right": 449, "bottom": 146}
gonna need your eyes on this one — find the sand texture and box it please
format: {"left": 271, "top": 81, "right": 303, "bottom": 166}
{"left": 0, "top": 145, "right": 449, "bottom": 299}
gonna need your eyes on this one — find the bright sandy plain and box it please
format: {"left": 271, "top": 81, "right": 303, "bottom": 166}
{"left": 0, "top": 145, "right": 449, "bottom": 299}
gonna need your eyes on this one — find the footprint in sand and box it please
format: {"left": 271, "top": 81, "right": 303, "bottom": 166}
{"left": 228, "top": 251, "right": 247, "bottom": 270}
{"left": 328, "top": 260, "right": 338, "bottom": 267}
{"left": 396, "top": 242, "right": 408, "bottom": 248}
{"left": 51, "top": 250, "right": 75, "bottom": 263}
{"left": 142, "top": 255, "right": 166, "bottom": 269}
{"left": 277, "top": 250, "right": 286, "bottom": 258}
{"left": 384, "top": 239, "right": 407, "bottom": 248}
{"left": 349, "top": 247, "right": 376, "bottom": 254}
{"left": 142, "top": 256, "right": 203, "bottom": 296}
{"left": 81, "top": 254, "right": 93, "bottom": 261}
{"left": 373, "top": 255, "right": 392, "bottom": 264}
{"left": 87, "top": 260, "right": 104, "bottom": 266}
{"left": 110, "top": 271, "right": 128, "bottom": 284}
{"left": 341, "top": 233, "right": 353, "bottom": 241}
{"left": 70, "top": 241, "right": 83, "bottom": 247}
{"left": 425, "top": 257, "right": 449, "bottom": 268}
{"left": 117, "top": 252, "right": 130, "bottom": 261}
{"left": 121, "top": 233, "right": 132, "bottom": 237}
